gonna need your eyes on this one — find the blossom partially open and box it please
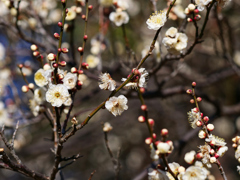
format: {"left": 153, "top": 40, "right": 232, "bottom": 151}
{"left": 187, "top": 108, "right": 201, "bottom": 129}
{"left": 99, "top": 73, "right": 116, "bottom": 91}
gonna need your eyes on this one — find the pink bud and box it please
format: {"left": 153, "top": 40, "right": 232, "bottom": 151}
{"left": 139, "top": 87, "right": 145, "bottom": 93}
{"left": 141, "top": 105, "right": 147, "bottom": 111}
{"left": 52, "top": 63, "right": 58, "bottom": 68}
{"left": 192, "top": 82, "right": 196, "bottom": 87}
{"left": 78, "top": 70, "right": 84, "bottom": 74}
{"left": 145, "top": 137, "right": 152, "bottom": 145}
{"left": 203, "top": 116, "right": 209, "bottom": 123}
{"left": 190, "top": 99, "right": 195, "bottom": 103}
{"left": 84, "top": 35, "right": 88, "bottom": 41}
{"left": 71, "top": 67, "right": 78, "bottom": 73}
{"left": 59, "top": 61, "right": 67, "bottom": 67}
{"left": 148, "top": 119, "right": 154, "bottom": 126}
{"left": 187, "top": 18, "right": 193, "bottom": 22}
{"left": 138, "top": 116, "right": 145, "bottom": 123}
{"left": 78, "top": 47, "right": 83, "bottom": 52}
{"left": 18, "top": 64, "right": 23, "bottom": 68}
{"left": 196, "top": 153, "right": 203, "bottom": 159}
{"left": 33, "top": 51, "right": 39, "bottom": 57}
{"left": 186, "top": 89, "right": 192, "bottom": 94}
{"left": 196, "top": 121, "right": 202, "bottom": 127}
{"left": 197, "top": 97, "right": 202, "bottom": 102}
{"left": 82, "top": 14, "right": 86, "bottom": 20}
{"left": 58, "top": 22, "right": 62, "bottom": 27}
{"left": 88, "top": 5, "right": 93, "bottom": 10}
{"left": 62, "top": 48, "right": 69, "bottom": 53}
{"left": 161, "top": 129, "right": 168, "bottom": 136}
{"left": 152, "top": 133, "right": 156, "bottom": 139}
{"left": 54, "top": 33, "right": 60, "bottom": 39}
{"left": 207, "top": 124, "right": 214, "bottom": 131}
{"left": 82, "top": 62, "right": 89, "bottom": 69}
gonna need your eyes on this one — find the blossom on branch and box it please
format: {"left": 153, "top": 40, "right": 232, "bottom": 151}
{"left": 146, "top": 11, "right": 167, "bottom": 30}
{"left": 46, "top": 84, "right": 70, "bottom": 107}
{"left": 99, "top": 73, "right": 116, "bottom": 91}
{"left": 105, "top": 95, "right": 128, "bottom": 116}
{"left": 109, "top": 8, "right": 129, "bottom": 26}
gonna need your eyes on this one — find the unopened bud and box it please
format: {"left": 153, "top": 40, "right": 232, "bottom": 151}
{"left": 194, "top": 9, "right": 199, "bottom": 14}
{"left": 184, "top": 8, "right": 190, "bottom": 15}
{"left": 138, "top": 116, "right": 145, "bottom": 123}
{"left": 148, "top": 119, "right": 154, "bottom": 126}
{"left": 139, "top": 87, "right": 145, "bottom": 93}
{"left": 61, "top": 0, "right": 66, "bottom": 4}
{"left": 81, "top": 62, "right": 89, "bottom": 69}
{"left": 71, "top": 67, "right": 78, "bottom": 73}
{"left": 152, "top": 133, "right": 156, "bottom": 139}
{"left": 210, "top": 157, "right": 216, "bottom": 163}
{"left": 47, "top": 53, "right": 56, "bottom": 61}
{"left": 196, "top": 120, "right": 202, "bottom": 127}
{"left": 141, "top": 105, "right": 147, "bottom": 111}
{"left": 178, "top": 166, "right": 185, "bottom": 173}
{"left": 58, "top": 74, "right": 64, "bottom": 80}
{"left": 54, "top": 33, "right": 60, "bottom": 39}
{"left": 59, "top": 61, "right": 67, "bottom": 67}
{"left": 197, "top": 97, "right": 202, "bottom": 102}
{"left": 194, "top": 15, "right": 201, "bottom": 21}
{"left": 30, "top": 44, "right": 38, "bottom": 51}
{"left": 210, "top": 149, "right": 215, "bottom": 155}
{"left": 71, "top": 117, "right": 78, "bottom": 125}
{"left": 196, "top": 153, "right": 203, "bottom": 159}
{"left": 78, "top": 47, "right": 83, "bottom": 53}
{"left": 198, "top": 130, "right": 206, "bottom": 139}
{"left": 28, "top": 83, "right": 34, "bottom": 89}
{"left": 52, "top": 63, "right": 58, "bottom": 68}
{"left": 186, "top": 89, "right": 192, "bottom": 94}
{"left": 18, "top": 64, "right": 23, "bottom": 69}
{"left": 84, "top": 35, "right": 88, "bottom": 41}
{"left": 190, "top": 99, "right": 195, "bottom": 103}
{"left": 214, "top": 153, "right": 219, "bottom": 159}
{"left": 192, "top": 82, "right": 196, "bottom": 87}
{"left": 188, "top": 4, "right": 196, "bottom": 11}
{"left": 207, "top": 124, "right": 214, "bottom": 131}
{"left": 132, "top": 68, "right": 140, "bottom": 76}
{"left": 161, "top": 129, "right": 168, "bottom": 136}
{"left": 58, "top": 22, "right": 63, "bottom": 27}
{"left": 232, "top": 143, "right": 237, "bottom": 148}
{"left": 21, "top": 85, "right": 29, "bottom": 93}
{"left": 78, "top": 70, "right": 84, "bottom": 74}
{"left": 203, "top": 116, "right": 209, "bottom": 123}
{"left": 145, "top": 137, "right": 152, "bottom": 145}
{"left": 33, "top": 51, "right": 40, "bottom": 57}
{"left": 187, "top": 18, "right": 193, "bottom": 22}
{"left": 210, "top": 140, "right": 216, "bottom": 146}
{"left": 82, "top": 14, "right": 86, "bottom": 20}
{"left": 77, "top": 80, "right": 83, "bottom": 90}
{"left": 62, "top": 48, "right": 69, "bottom": 53}
{"left": 43, "top": 63, "right": 51, "bottom": 70}
{"left": 88, "top": 5, "right": 93, "bottom": 10}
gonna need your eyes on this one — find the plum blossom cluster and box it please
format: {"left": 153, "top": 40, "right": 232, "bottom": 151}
{"left": 99, "top": 68, "right": 149, "bottom": 116}
{"left": 162, "top": 27, "right": 188, "bottom": 55}
{"left": 232, "top": 136, "right": 240, "bottom": 174}
{"left": 186, "top": 82, "right": 228, "bottom": 168}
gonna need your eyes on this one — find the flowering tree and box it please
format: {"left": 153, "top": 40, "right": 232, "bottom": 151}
{"left": 0, "top": 0, "right": 239, "bottom": 179}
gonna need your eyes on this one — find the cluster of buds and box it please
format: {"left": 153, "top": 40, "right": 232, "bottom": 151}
{"left": 184, "top": 4, "right": 201, "bottom": 22}
{"left": 232, "top": 136, "right": 240, "bottom": 163}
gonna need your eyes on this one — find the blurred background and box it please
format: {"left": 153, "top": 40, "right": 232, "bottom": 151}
{"left": 0, "top": 0, "right": 240, "bottom": 179}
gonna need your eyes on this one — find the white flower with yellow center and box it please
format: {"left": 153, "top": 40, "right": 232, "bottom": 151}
{"left": 187, "top": 108, "right": 201, "bottom": 129}
{"left": 66, "top": 6, "right": 77, "bottom": 21}
{"left": 86, "top": 55, "right": 100, "bottom": 68}
{"left": 63, "top": 72, "right": 77, "bottom": 89}
{"left": 182, "top": 166, "right": 208, "bottom": 180}
{"left": 156, "top": 142, "right": 170, "bottom": 154}
{"left": 105, "top": 95, "right": 128, "bottom": 116}
{"left": 34, "top": 68, "right": 52, "bottom": 87}
{"left": 99, "top": 73, "right": 116, "bottom": 91}
{"left": 46, "top": 84, "right": 70, "bottom": 107}
{"left": 148, "top": 168, "right": 169, "bottom": 180}
{"left": 146, "top": 11, "right": 167, "bottom": 30}
{"left": 109, "top": 8, "right": 129, "bottom": 26}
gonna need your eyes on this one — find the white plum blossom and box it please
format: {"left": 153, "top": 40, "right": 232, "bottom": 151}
{"left": 109, "top": 8, "right": 129, "bottom": 26}
{"left": 63, "top": 72, "right": 77, "bottom": 89}
{"left": 29, "top": 98, "right": 42, "bottom": 116}
{"left": 34, "top": 68, "right": 53, "bottom": 87}
{"left": 86, "top": 55, "right": 100, "bottom": 68}
{"left": 205, "top": 134, "right": 227, "bottom": 146}
{"left": 162, "top": 27, "right": 188, "bottom": 55}
{"left": 187, "top": 108, "right": 201, "bottom": 129}
{"left": 166, "top": 162, "right": 180, "bottom": 179}
{"left": 66, "top": 6, "right": 77, "bottom": 21}
{"left": 172, "top": 5, "right": 186, "bottom": 19}
{"left": 105, "top": 95, "right": 128, "bottom": 116}
{"left": 146, "top": 11, "right": 167, "bottom": 30}
{"left": 182, "top": 166, "right": 208, "bottom": 180}
{"left": 184, "top": 150, "right": 196, "bottom": 164}
{"left": 150, "top": 143, "right": 159, "bottom": 161}
{"left": 217, "top": 146, "right": 228, "bottom": 157}
{"left": 99, "top": 73, "right": 116, "bottom": 91}
{"left": 199, "top": 144, "right": 212, "bottom": 168}
{"left": 64, "top": 97, "right": 73, "bottom": 106}
{"left": 156, "top": 142, "right": 170, "bottom": 154}
{"left": 46, "top": 84, "right": 70, "bottom": 107}
{"left": 195, "top": 0, "right": 213, "bottom": 11}
{"left": 148, "top": 168, "right": 169, "bottom": 180}
{"left": 235, "top": 146, "right": 240, "bottom": 159}
{"left": 121, "top": 68, "right": 149, "bottom": 89}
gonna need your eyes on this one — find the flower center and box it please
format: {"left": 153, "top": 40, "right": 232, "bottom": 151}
{"left": 190, "top": 172, "right": 197, "bottom": 177}
{"left": 35, "top": 72, "right": 45, "bottom": 81}
{"left": 55, "top": 92, "right": 61, "bottom": 98}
